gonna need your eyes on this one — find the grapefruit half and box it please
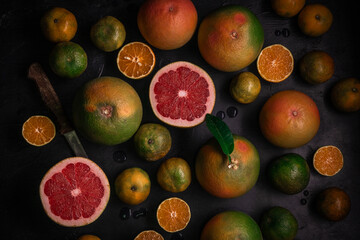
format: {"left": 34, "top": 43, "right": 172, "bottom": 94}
{"left": 149, "top": 61, "right": 216, "bottom": 128}
{"left": 39, "top": 157, "right": 110, "bottom": 227}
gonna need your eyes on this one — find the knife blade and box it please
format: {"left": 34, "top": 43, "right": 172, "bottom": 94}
{"left": 27, "top": 62, "right": 88, "bottom": 158}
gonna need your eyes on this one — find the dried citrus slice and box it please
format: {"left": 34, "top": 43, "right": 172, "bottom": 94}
{"left": 134, "top": 230, "right": 164, "bottom": 240}
{"left": 257, "top": 44, "right": 294, "bottom": 83}
{"left": 313, "top": 145, "right": 344, "bottom": 176}
{"left": 117, "top": 41, "right": 155, "bottom": 79}
{"left": 156, "top": 197, "right": 191, "bottom": 233}
{"left": 22, "top": 115, "right": 56, "bottom": 146}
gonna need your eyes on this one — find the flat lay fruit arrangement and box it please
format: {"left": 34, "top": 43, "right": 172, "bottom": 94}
{"left": 1, "top": 0, "right": 359, "bottom": 239}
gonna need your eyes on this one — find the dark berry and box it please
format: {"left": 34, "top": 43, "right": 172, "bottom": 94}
{"left": 282, "top": 28, "right": 290, "bottom": 37}
{"left": 301, "top": 198, "right": 307, "bottom": 205}
{"left": 303, "top": 190, "right": 309, "bottom": 196}
{"left": 119, "top": 207, "right": 131, "bottom": 220}
{"left": 226, "top": 106, "right": 238, "bottom": 118}
{"left": 113, "top": 150, "right": 127, "bottom": 163}
{"left": 216, "top": 111, "right": 225, "bottom": 120}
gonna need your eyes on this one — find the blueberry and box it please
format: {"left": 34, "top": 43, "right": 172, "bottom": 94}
{"left": 303, "top": 190, "right": 309, "bottom": 196}
{"left": 300, "top": 198, "right": 307, "bottom": 205}
{"left": 119, "top": 207, "right": 131, "bottom": 220}
{"left": 113, "top": 150, "right": 127, "bottom": 163}
{"left": 226, "top": 106, "right": 238, "bottom": 118}
{"left": 282, "top": 28, "right": 290, "bottom": 37}
{"left": 216, "top": 111, "right": 225, "bottom": 120}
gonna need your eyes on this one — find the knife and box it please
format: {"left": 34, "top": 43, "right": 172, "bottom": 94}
{"left": 28, "top": 62, "right": 88, "bottom": 158}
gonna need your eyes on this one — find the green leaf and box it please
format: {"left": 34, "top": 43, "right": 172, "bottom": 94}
{"left": 205, "top": 114, "right": 234, "bottom": 159}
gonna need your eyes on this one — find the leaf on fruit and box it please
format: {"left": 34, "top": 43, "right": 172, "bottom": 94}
{"left": 205, "top": 114, "right": 234, "bottom": 160}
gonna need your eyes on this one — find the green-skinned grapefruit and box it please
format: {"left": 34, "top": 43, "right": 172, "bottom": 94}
{"left": 200, "top": 211, "right": 263, "bottom": 240}
{"left": 260, "top": 206, "right": 298, "bottom": 240}
{"left": 90, "top": 16, "right": 126, "bottom": 52}
{"left": 49, "top": 41, "right": 87, "bottom": 78}
{"left": 72, "top": 76, "right": 142, "bottom": 145}
{"left": 157, "top": 157, "right": 191, "bottom": 193}
{"left": 267, "top": 153, "right": 310, "bottom": 195}
{"left": 195, "top": 135, "right": 260, "bottom": 198}
{"left": 198, "top": 5, "right": 264, "bottom": 72}
{"left": 133, "top": 123, "right": 171, "bottom": 161}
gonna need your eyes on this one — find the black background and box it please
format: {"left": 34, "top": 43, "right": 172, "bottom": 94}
{"left": 1, "top": 0, "right": 359, "bottom": 239}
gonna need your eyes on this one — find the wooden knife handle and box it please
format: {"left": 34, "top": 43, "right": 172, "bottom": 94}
{"left": 28, "top": 62, "right": 73, "bottom": 134}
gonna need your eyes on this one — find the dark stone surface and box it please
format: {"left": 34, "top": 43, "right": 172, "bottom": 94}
{"left": 1, "top": 0, "right": 359, "bottom": 239}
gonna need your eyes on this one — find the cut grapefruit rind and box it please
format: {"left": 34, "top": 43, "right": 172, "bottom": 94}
{"left": 149, "top": 61, "right": 216, "bottom": 128}
{"left": 39, "top": 157, "right": 110, "bottom": 227}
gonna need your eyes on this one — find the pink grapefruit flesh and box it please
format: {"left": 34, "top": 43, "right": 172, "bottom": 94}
{"left": 39, "top": 157, "right": 110, "bottom": 227}
{"left": 149, "top": 61, "right": 216, "bottom": 127}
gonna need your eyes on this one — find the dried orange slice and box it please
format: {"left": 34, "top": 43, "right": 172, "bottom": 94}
{"left": 22, "top": 115, "right": 56, "bottom": 146}
{"left": 313, "top": 145, "right": 344, "bottom": 176}
{"left": 156, "top": 197, "right": 191, "bottom": 233}
{"left": 134, "top": 230, "right": 164, "bottom": 240}
{"left": 117, "top": 41, "right": 155, "bottom": 79}
{"left": 257, "top": 44, "right": 294, "bottom": 83}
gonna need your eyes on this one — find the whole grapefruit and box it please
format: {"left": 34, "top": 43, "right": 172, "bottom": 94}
{"left": 298, "top": 4, "right": 333, "bottom": 37}
{"left": 157, "top": 157, "right": 191, "bottom": 193}
{"left": 271, "top": 0, "right": 305, "bottom": 18}
{"left": 316, "top": 187, "right": 351, "bottom": 221}
{"left": 299, "top": 50, "right": 334, "bottom": 84}
{"left": 72, "top": 76, "right": 142, "bottom": 146}
{"left": 114, "top": 167, "right": 151, "bottom": 205}
{"left": 195, "top": 135, "right": 260, "bottom": 198}
{"left": 331, "top": 77, "right": 360, "bottom": 112}
{"left": 198, "top": 5, "right": 264, "bottom": 72}
{"left": 41, "top": 7, "right": 77, "bottom": 43}
{"left": 229, "top": 71, "right": 261, "bottom": 104}
{"left": 137, "top": 0, "right": 198, "bottom": 50}
{"left": 267, "top": 153, "right": 310, "bottom": 194}
{"left": 90, "top": 16, "right": 126, "bottom": 52}
{"left": 259, "top": 90, "right": 320, "bottom": 148}
{"left": 200, "top": 211, "right": 263, "bottom": 240}
{"left": 260, "top": 206, "right": 298, "bottom": 240}
{"left": 133, "top": 123, "right": 172, "bottom": 161}
{"left": 49, "top": 41, "right": 87, "bottom": 79}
